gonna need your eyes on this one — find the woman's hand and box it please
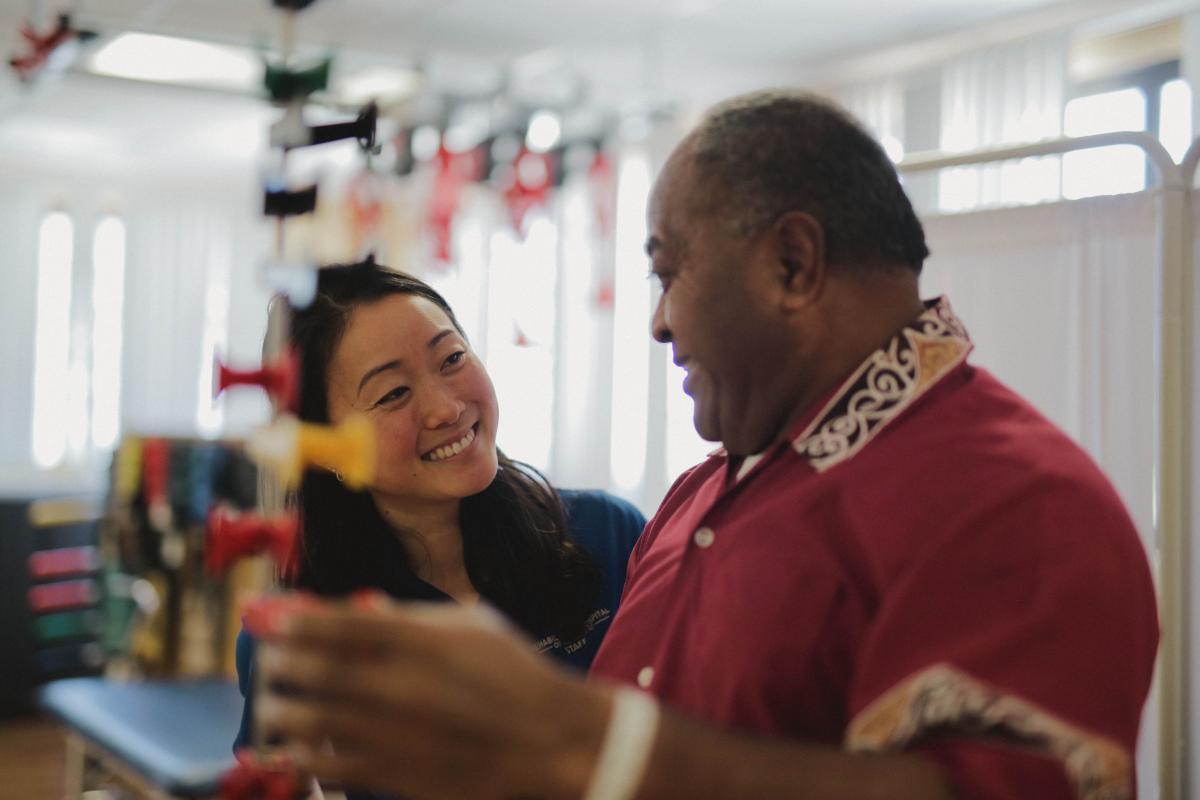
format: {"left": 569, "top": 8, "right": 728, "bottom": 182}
{"left": 255, "top": 599, "right": 612, "bottom": 800}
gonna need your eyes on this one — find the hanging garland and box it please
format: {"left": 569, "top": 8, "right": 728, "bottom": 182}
{"left": 426, "top": 144, "right": 484, "bottom": 262}
{"left": 501, "top": 147, "right": 555, "bottom": 236}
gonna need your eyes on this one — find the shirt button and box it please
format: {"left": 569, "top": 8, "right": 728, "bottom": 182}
{"left": 637, "top": 666, "right": 654, "bottom": 688}
{"left": 693, "top": 527, "right": 716, "bottom": 548}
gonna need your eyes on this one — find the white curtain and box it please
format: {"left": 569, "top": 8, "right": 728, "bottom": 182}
{"left": 0, "top": 159, "right": 270, "bottom": 492}
{"left": 120, "top": 178, "right": 270, "bottom": 440}
{"left": 0, "top": 163, "right": 55, "bottom": 487}
{"left": 1183, "top": 11, "right": 1200, "bottom": 136}
{"left": 919, "top": 191, "right": 1159, "bottom": 800}
{"left": 938, "top": 33, "right": 1067, "bottom": 211}
{"left": 837, "top": 78, "right": 905, "bottom": 159}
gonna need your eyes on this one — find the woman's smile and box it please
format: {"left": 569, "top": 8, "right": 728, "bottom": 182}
{"left": 422, "top": 422, "right": 480, "bottom": 463}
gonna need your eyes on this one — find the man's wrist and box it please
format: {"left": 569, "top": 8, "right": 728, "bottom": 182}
{"left": 580, "top": 687, "right": 660, "bottom": 800}
{"left": 541, "top": 679, "right": 615, "bottom": 800}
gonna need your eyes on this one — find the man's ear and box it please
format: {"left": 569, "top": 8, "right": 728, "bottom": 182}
{"left": 774, "top": 211, "right": 826, "bottom": 311}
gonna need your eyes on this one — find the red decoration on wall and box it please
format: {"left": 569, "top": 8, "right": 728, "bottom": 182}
{"left": 8, "top": 13, "right": 93, "bottom": 82}
{"left": 345, "top": 169, "right": 385, "bottom": 257}
{"left": 513, "top": 323, "right": 533, "bottom": 348}
{"left": 593, "top": 278, "right": 615, "bottom": 311}
{"left": 427, "top": 144, "right": 483, "bottom": 263}
{"left": 502, "top": 148, "right": 554, "bottom": 236}
{"left": 588, "top": 150, "right": 616, "bottom": 240}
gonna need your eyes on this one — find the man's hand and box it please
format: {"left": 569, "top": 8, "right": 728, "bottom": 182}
{"left": 255, "top": 597, "right": 954, "bottom": 800}
{"left": 254, "top": 600, "right": 612, "bottom": 800}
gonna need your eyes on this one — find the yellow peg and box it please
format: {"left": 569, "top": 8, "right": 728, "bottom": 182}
{"left": 248, "top": 414, "right": 376, "bottom": 489}
{"left": 299, "top": 414, "right": 375, "bottom": 487}
{"left": 114, "top": 436, "right": 143, "bottom": 503}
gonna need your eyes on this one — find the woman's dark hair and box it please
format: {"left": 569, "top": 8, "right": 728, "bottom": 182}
{"left": 285, "top": 260, "right": 601, "bottom": 642}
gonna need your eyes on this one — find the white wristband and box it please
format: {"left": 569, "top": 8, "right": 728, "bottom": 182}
{"left": 581, "top": 687, "right": 661, "bottom": 800}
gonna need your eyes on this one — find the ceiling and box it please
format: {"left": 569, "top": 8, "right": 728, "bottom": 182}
{"left": 0, "top": 0, "right": 1189, "bottom": 174}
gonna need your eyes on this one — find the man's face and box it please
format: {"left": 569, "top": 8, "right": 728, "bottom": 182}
{"left": 646, "top": 146, "right": 795, "bottom": 456}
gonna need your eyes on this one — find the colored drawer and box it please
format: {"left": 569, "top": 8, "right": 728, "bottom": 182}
{"left": 33, "top": 643, "right": 104, "bottom": 675}
{"left": 28, "top": 579, "right": 98, "bottom": 612}
{"left": 33, "top": 610, "right": 101, "bottom": 642}
{"left": 28, "top": 546, "right": 99, "bottom": 580}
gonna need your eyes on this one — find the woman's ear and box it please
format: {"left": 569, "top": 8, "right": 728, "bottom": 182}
{"left": 774, "top": 211, "right": 826, "bottom": 311}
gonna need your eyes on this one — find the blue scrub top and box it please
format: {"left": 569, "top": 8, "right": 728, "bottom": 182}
{"left": 233, "top": 489, "right": 645, "bottom": 757}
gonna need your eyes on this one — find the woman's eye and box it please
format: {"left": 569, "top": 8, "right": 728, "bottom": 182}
{"left": 443, "top": 350, "right": 466, "bottom": 369}
{"left": 375, "top": 386, "right": 409, "bottom": 407}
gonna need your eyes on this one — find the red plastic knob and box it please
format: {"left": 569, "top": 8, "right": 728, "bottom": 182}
{"left": 205, "top": 506, "right": 299, "bottom": 576}
{"left": 141, "top": 438, "right": 170, "bottom": 510}
{"left": 215, "top": 348, "right": 299, "bottom": 412}
{"left": 241, "top": 592, "right": 323, "bottom": 639}
{"left": 220, "top": 750, "right": 303, "bottom": 800}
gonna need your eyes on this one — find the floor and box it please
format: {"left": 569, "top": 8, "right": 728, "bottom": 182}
{"left": 0, "top": 714, "right": 67, "bottom": 799}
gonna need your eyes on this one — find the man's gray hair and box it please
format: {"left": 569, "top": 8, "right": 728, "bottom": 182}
{"left": 689, "top": 89, "right": 929, "bottom": 272}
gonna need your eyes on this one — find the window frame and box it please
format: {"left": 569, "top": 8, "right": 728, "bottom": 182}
{"left": 1067, "top": 59, "right": 1182, "bottom": 185}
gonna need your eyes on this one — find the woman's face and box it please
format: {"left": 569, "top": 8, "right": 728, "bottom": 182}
{"left": 324, "top": 293, "right": 500, "bottom": 506}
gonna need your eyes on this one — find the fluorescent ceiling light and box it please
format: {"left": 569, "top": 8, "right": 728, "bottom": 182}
{"left": 336, "top": 66, "right": 422, "bottom": 106}
{"left": 88, "top": 32, "right": 260, "bottom": 93}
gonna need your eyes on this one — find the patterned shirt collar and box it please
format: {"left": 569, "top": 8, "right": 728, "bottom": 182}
{"left": 790, "top": 296, "right": 972, "bottom": 472}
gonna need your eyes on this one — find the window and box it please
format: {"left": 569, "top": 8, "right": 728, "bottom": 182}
{"left": 609, "top": 151, "right": 652, "bottom": 492}
{"left": 556, "top": 177, "right": 600, "bottom": 476}
{"left": 1062, "top": 87, "right": 1147, "bottom": 199}
{"left": 427, "top": 204, "right": 489, "bottom": 349}
{"left": 487, "top": 216, "right": 557, "bottom": 472}
{"left": 197, "top": 252, "right": 231, "bottom": 436}
{"left": 1063, "top": 61, "right": 1188, "bottom": 199}
{"left": 31, "top": 212, "right": 74, "bottom": 468}
{"left": 1159, "top": 78, "right": 1192, "bottom": 163}
{"left": 931, "top": 60, "right": 1189, "bottom": 211}
{"left": 91, "top": 216, "right": 126, "bottom": 451}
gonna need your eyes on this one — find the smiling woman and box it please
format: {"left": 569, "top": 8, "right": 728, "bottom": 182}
{"left": 323, "top": 294, "right": 501, "bottom": 515}
{"left": 232, "top": 261, "right": 646, "bottom": 775}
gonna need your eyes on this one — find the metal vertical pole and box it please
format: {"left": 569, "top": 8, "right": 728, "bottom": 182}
{"left": 1156, "top": 171, "right": 1191, "bottom": 800}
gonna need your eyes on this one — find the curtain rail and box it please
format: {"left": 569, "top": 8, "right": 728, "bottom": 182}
{"left": 897, "top": 133, "right": 1191, "bottom": 800}
{"left": 899, "top": 130, "right": 1181, "bottom": 188}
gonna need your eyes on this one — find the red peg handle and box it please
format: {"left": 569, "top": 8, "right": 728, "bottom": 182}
{"left": 206, "top": 506, "right": 299, "bottom": 576}
{"left": 351, "top": 588, "right": 390, "bottom": 611}
{"left": 240, "top": 591, "right": 386, "bottom": 641}
{"left": 241, "top": 592, "right": 323, "bottom": 639}
{"left": 215, "top": 348, "right": 299, "bottom": 412}
{"left": 141, "top": 439, "right": 170, "bottom": 509}
{"left": 220, "top": 750, "right": 304, "bottom": 800}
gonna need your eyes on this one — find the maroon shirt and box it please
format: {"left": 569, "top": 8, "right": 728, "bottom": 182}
{"left": 590, "top": 298, "right": 1157, "bottom": 799}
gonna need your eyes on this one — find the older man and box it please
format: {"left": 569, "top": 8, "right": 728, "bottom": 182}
{"left": 256, "top": 90, "right": 1157, "bottom": 800}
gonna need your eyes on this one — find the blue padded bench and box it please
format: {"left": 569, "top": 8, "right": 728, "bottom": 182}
{"left": 39, "top": 677, "right": 242, "bottom": 798}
